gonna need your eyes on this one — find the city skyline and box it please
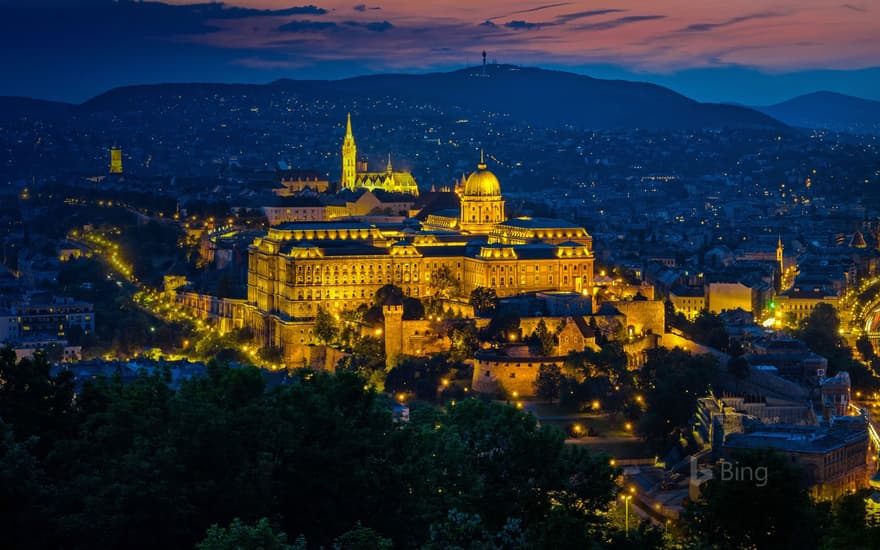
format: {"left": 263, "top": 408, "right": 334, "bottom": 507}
{"left": 2, "top": 0, "right": 879, "bottom": 104}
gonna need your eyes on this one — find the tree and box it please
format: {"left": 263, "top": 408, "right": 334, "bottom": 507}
{"left": 0, "top": 420, "right": 52, "bottom": 548}
{"left": 198, "top": 518, "right": 301, "bottom": 550}
{"left": 637, "top": 348, "right": 719, "bottom": 451}
{"left": 796, "top": 302, "right": 845, "bottom": 359}
{"left": 856, "top": 336, "right": 876, "bottom": 362}
{"left": 424, "top": 510, "right": 526, "bottom": 550}
{"left": 314, "top": 306, "right": 339, "bottom": 345}
{"left": 534, "top": 364, "right": 563, "bottom": 402}
{"left": 0, "top": 348, "right": 77, "bottom": 457}
{"left": 470, "top": 287, "right": 497, "bottom": 316}
{"left": 690, "top": 311, "right": 730, "bottom": 351}
{"left": 531, "top": 319, "right": 556, "bottom": 356}
{"left": 402, "top": 297, "right": 425, "bottom": 320}
{"left": 429, "top": 265, "right": 462, "bottom": 299}
{"left": 685, "top": 448, "right": 819, "bottom": 550}
{"left": 374, "top": 284, "right": 404, "bottom": 307}
{"left": 483, "top": 312, "right": 520, "bottom": 343}
{"left": 332, "top": 524, "right": 393, "bottom": 550}
{"left": 450, "top": 324, "right": 479, "bottom": 361}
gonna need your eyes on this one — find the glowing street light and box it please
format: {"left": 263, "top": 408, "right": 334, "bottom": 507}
{"left": 622, "top": 494, "right": 633, "bottom": 537}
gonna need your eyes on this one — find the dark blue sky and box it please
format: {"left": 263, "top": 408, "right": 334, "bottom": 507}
{"left": 2, "top": 0, "right": 878, "bottom": 105}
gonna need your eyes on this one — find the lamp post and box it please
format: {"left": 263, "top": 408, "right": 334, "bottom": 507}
{"left": 622, "top": 494, "right": 633, "bottom": 537}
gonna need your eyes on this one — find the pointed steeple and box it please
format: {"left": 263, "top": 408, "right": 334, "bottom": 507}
{"left": 386, "top": 153, "right": 393, "bottom": 173}
{"left": 477, "top": 149, "right": 487, "bottom": 170}
{"left": 341, "top": 113, "right": 357, "bottom": 189}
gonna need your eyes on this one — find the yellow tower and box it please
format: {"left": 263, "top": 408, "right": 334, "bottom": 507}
{"left": 341, "top": 113, "right": 356, "bottom": 190}
{"left": 109, "top": 147, "right": 123, "bottom": 174}
{"left": 777, "top": 236, "right": 785, "bottom": 289}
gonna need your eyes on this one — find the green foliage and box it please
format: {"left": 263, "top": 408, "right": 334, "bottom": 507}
{"left": 118, "top": 221, "right": 187, "bottom": 286}
{"left": 449, "top": 323, "right": 479, "bottom": 361}
{"left": 385, "top": 355, "right": 455, "bottom": 402}
{"left": 314, "top": 305, "right": 339, "bottom": 345}
{"left": 796, "top": 303, "right": 880, "bottom": 390}
{"left": 198, "top": 517, "right": 298, "bottom": 550}
{"left": 560, "top": 343, "right": 633, "bottom": 413}
{"left": 258, "top": 346, "right": 284, "bottom": 365}
{"left": 374, "top": 284, "right": 405, "bottom": 307}
{"left": 637, "top": 348, "right": 719, "bottom": 452}
{"left": 429, "top": 265, "right": 462, "bottom": 300}
{"left": 687, "top": 311, "right": 730, "bottom": 352}
{"left": 423, "top": 509, "right": 526, "bottom": 550}
{"left": 796, "top": 303, "right": 846, "bottom": 360}
{"left": 403, "top": 297, "right": 425, "bottom": 321}
{"left": 856, "top": 335, "right": 876, "bottom": 362}
{"left": 531, "top": 319, "right": 556, "bottom": 356}
{"left": 534, "top": 364, "right": 563, "bottom": 402}
{"left": 483, "top": 312, "right": 520, "bottom": 342}
{"left": 685, "top": 448, "right": 819, "bottom": 550}
{"left": 0, "top": 348, "right": 77, "bottom": 456}
{"left": 333, "top": 524, "right": 394, "bottom": 550}
{"left": 819, "top": 490, "right": 880, "bottom": 549}
{"left": 0, "top": 354, "right": 626, "bottom": 549}
{"left": 0, "top": 420, "right": 52, "bottom": 548}
{"left": 469, "top": 287, "right": 497, "bottom": 316}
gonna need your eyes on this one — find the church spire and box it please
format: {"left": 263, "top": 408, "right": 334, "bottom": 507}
{"left": 341, "top": 113, "right": 357, "bottom": 190}
{"left": 477, "top": 149, "right": 487, "bottom": 170}
{"left": 386, "top": 153, "right": 393, "bottom": 172}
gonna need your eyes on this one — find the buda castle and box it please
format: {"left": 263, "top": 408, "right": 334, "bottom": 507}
{"left": 239, "top": 118, "right": 596, "bottom": 352}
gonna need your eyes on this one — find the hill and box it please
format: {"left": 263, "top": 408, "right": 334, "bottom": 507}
{"left": 756, "top": 91, "right": 880, "bottom": 134}
{"left": 0, "top": 96, "right": 74, "bottom": 121}
{"left": 80, "top": 64, "right": 782, "bottom": 131}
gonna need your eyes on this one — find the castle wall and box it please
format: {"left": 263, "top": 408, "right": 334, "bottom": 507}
{"left": 610, "top": 300, "right": 665, "bottom": 336}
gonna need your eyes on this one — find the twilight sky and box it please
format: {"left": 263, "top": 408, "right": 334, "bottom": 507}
{"left": 2, "top": 0, "right": 879, "bottom": 104}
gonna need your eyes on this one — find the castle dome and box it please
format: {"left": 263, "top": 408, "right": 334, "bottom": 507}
{"left": 463, "top": 152, "right": 501, "bottom": 197}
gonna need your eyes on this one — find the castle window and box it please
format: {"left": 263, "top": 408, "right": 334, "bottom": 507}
{"left": 509, "top": 373, "right": 516, "bottom": 379}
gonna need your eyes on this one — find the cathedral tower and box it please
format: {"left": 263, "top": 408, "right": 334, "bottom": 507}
{"left": 777, "top": 236, "right": 785, "bottom": 289}
{"left": 341, "top": 113, "right": 357, "bottom": 190}
{"left": 109, "top": 146, "right": 123, "bottom": 174}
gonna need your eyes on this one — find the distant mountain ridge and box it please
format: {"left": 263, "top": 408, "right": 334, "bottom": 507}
{"left": 0, "top": 96, "right": 74, "bottom": 120}
{"left": 0, "top": 65, "right": 784, "bottom": 131}
{"left": 756, "top": 91, "right": 880, "bottom": 134}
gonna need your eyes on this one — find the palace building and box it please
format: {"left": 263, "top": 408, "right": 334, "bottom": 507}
{"left": 340, "top": 114, "right": 419, "bottom": 196}
{"left": 242, "top": 151, "right": 595, "bottom": 355}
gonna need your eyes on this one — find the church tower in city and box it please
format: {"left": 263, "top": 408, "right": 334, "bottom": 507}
{"left": 341, "top": 113, "right": 357, "bottom": 190}
{"left": 338, "top": 114, "right": 419, "bottom": 195}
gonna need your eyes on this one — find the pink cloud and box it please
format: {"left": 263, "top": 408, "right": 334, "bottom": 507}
{"left": 165, "top": 0, "right": 879, "bottom": 72}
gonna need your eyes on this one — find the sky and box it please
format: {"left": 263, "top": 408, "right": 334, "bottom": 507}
{"left": 1, "top": 0, "right": 879, "bottom": 104}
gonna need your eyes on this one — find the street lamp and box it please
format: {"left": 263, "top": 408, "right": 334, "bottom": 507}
{"left": 622, "top": 494, "right": 633, "bottom": 536}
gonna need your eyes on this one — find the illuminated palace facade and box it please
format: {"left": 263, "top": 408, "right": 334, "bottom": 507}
{"left": 243, "top": 148, "right": 594, "bottom": 352}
